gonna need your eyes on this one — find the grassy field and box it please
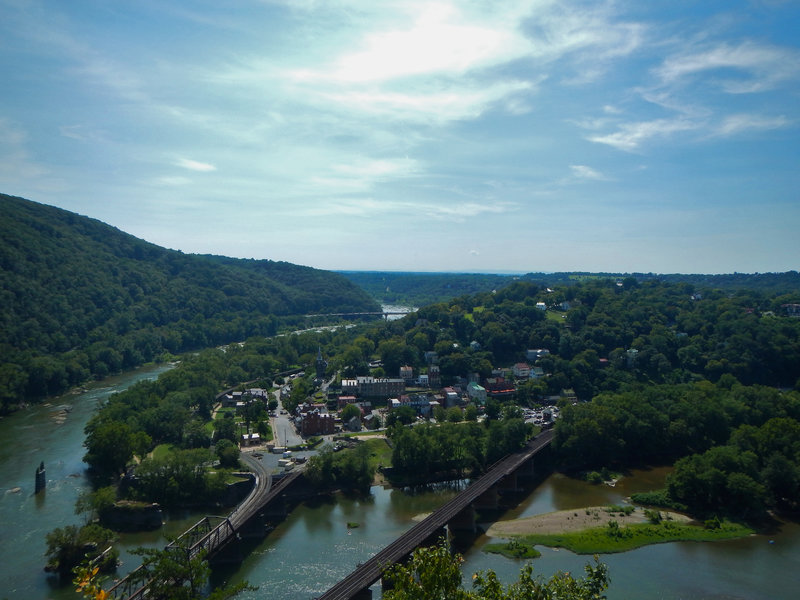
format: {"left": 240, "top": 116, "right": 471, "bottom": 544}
{"left": 545, "top": 310, "right": 567, "bottom": 322}
{"left": 513, "top": 520, "right": 754, "bottom": 555}
{"left": 363, "top": 437, "right": 393, "bottom": 471}
{"left": 484, "top": 540, "right": 542, "bottom": 559}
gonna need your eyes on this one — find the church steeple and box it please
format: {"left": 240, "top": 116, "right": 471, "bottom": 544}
{"left": 315, "top": 346, "right": 328, "bottom": 382}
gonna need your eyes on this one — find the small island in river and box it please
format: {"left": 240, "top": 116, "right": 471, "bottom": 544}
{"left": 484, "top": 505, "right": 754, "bottom": 557}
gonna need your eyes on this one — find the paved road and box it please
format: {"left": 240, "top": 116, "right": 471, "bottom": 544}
{"left": 272, "top": 385, "right": 304, "bottom": 447}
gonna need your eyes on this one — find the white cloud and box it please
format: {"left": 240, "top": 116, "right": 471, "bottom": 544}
{"left": 331, "top": 157, "right": 419, "bottom": 179}
{"left": 588, "top": 118, "right": 698, "bottom": 151}
{"left": 175, "top": 158, "right": 217, "bottom": 172}
{"left": 282, "top": 196, "right": 514, "bottom": 223}
{"left": 715, "top": 113, "right": 791, "bottom": 136}
{"left": 153, "top": 176, "right": 192, "bottom": 186}
{"left": 570, "top": 165, "right": 607, "bottom": 180}
{"left": 319, "top": 80, "right": 533, "bottom": 124}
{"left": 656, "top": 41, "right": 800, "bottom": 93}
{"left": 323, "top": 3, "right": 530, "bottom": 84}
{"left": 0, "top": 118, "right": 49, "bottom": 183}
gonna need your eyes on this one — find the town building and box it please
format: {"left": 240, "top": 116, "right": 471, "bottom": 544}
{"left": 300, "top": 409, "right": 336, "bottom": 436}
{"left": 399, "top": 365, "right": 414, "bottom": 383}
{"left": 341, "top": 376, "right": 405, "bottom": 398}
{"left": 485, "top": 378, "right": 515, "bottom": 399}
{"left": 337, "top": 395, "right": 358, "bottom": 409}
{"left": 466, "top": 382, "right": 487, "bottom": 405}
{"left": 442, "top": 387, "right": 460, "bottom": 407}
{"left": 427, "top": 365, "right": 441, "bottom": 387}
{"left": 513, "top": 362, "right": 531, "bottom": 378}
{"left": 397, "top": 393, "right": 433, "bottom": 416}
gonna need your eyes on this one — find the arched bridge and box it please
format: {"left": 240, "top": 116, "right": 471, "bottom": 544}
{"left": 316, "top": 429, "right": 554, "bottom": 600}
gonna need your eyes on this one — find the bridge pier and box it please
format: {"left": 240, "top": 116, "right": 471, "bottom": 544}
{"left": 423, "top": 526, "right": 448, "bottom": 547}
{"left": 239, "top": 510, "right": 273, "bottom": 539}
{"left": 447, "top": 505, "right": 477, "bottom": 534}
{"left": 208, "top": 535, "right": 243, "bottom": 566}
{"left": 263, "top": 494, "right": 289, "bottom": 519}
{"left": 516, "top": 457, "right": 536, "bottom": 480}
{"left": 473, "top": 487, "right": 499, "bottom": 511}
{"left": 498, "top": 472, "right": 522, "bottom": 495}
{"left": 352, "top": 587, "right": 373, "bottom": 599}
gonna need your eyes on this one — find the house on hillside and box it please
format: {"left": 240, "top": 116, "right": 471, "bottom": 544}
{"left": 485, "top": 378, "right": 515, "bottom": 399}
{"left": 513, "top": 362, "right": 531, "bottom": 379}
{"left": 428, "top": 365, "right": 441, "bottom": 387}
{"left": 399, "top": 365, "right": 414, "bottom": 383}
{"left": 526, "top": 348, "right": 550, "bottom": 361}
{"left": 442, "top": 387, "right": 460, "bottom": 408}
{"left": 466, "top": 382, "right": 487, "bottom": 405}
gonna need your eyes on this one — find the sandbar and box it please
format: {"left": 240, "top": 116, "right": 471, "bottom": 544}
{"left": 486, "top": 506, "right": 692, "bottom": 537}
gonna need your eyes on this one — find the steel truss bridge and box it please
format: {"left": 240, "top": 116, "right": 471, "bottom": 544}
{"left": 108, "top": 456, "right": 301, "bottom": 600}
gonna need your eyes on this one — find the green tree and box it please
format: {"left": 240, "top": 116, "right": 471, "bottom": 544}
{"left": 214, "top": 414, "right": 237, "bottom": 443}
{"left": 383, "top": 539, "right": 609, "bottom": 600}
{"left": 341, "top": 403, "right": 362, "bottom": 422}
{"left": 45, "top": 524, "right": 117, "bottom": 578}
{"left": 386, "top": 405, "right": 416, "bottom": 427}
{"left": 215, "top": 439, "right": 241, "bottom": 468}
{"left": 446, "top": 406, "right": 463, "bottom": 423}
{"left": 75, "top": 486, "right": 117, "bottom": 525}
{"left": 83, "top": 420, "right": 136, "bottom": 477}
{"left": 126, "top": 541, "right": 252, "bottom": 600}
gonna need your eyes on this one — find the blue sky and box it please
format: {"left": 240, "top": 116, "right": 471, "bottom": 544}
{"left": 1, "top": 0, "right": 798, "bottom": 274}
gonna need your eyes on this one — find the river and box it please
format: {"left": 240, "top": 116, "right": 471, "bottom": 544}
{"left": 0, "top": 364, "right": 187, "bottom": 599}
{"left": 1, "top": 366, "right": 798, "bottom": 599}
{"left": 214, "top": 469, "right": 799, "bottom": 599}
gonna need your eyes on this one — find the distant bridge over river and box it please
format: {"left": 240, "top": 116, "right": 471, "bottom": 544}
{"left": 316, "top": 429, "right": 554, "bottom": 600}
{"left": 304, "top": 310, "right": 413, "bottom": 320}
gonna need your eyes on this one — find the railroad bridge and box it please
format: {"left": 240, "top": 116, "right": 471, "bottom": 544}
{"left": 108, "top": 455, "right": 303, "bottom": 600}
{"left": 316, "top": 429, "right": 554, "bottom": 600}
{"left": 107, "top": 429, "right": 552, "bottom": 600}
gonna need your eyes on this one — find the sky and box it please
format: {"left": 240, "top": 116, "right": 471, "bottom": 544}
{"left": 1, "top": 0, "right": 798, "bottom": 274}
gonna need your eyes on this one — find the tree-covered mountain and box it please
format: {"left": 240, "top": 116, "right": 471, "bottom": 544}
{"left": 0, "top": 193, "right": 378, "bottom": 411}
{"left": 340, "top": 271, "right": 800, "bottom": 307}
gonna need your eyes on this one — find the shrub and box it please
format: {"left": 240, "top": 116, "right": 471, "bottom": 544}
{"left": 586, "top": 471, "right": 603, "bottom": 485}
{"left": 215, "top": 439, "right": 240, "bottom": 468}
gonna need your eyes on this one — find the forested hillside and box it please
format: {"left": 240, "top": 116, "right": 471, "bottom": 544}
{"left": 0, "top": 194, "right": 378, "bottom": 411}
{"left": 338, "top": 271, "right": 520, "bottom": 306}
{"left": 341, "top": 271, "right": 800, "bottom": 307}
{"left": 356, "top": 279, "right": 800, "bottom": 517}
